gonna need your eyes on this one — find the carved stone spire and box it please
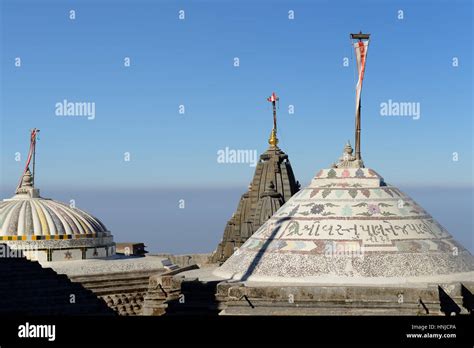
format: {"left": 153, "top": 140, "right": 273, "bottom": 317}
{"left": 210, "top": 141, "right": 299, "bottom": 264}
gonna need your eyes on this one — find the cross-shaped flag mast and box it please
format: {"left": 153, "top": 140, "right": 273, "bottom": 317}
{"left": 267, "top": 92, "right": 279, "bottom": 147}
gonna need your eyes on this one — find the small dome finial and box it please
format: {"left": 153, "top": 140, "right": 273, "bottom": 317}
{"left": 344, "top": 141, "right": 354, "bottom": 155}
{"left": 332, "top": 141, "right": 364, "bottom": 168}
{"left": 20, "top": 168, "right": 33, "bottom": 188}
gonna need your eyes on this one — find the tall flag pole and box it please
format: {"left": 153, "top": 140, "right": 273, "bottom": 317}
{"left": 267, "top": 92, "right": 279, "bottom": 147}
{"left": 350, "top": 32, "right": 370, "bottom": 162}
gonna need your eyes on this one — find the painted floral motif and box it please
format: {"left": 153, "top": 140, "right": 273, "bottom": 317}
{"left": 322, "top": 189, "right": 331, "bottom": 198}
{"left": 299, "top": 203, "right": 337, "bottom": 216}
{"left": 310, "top": 189, "right": 320, "bottom": 198}
{"left": 367, "top": 204, "right": 380, "bottom": 215}
{"left": 341, "top": 169, "right": 350, "bottom": 178}
{"left": 354, "top": 202, "right": 395, "bottom": 216}
{"left": 360, "top": 188, "right": 371, "bottom": 198}
{"left": 311, "top": 204, "right": 325, "bottom": 214}
{"left": 348, "top": 189, "right": 358, "bottom": 198}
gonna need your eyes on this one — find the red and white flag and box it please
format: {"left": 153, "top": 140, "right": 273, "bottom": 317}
{"left": 354, "top": 40, "right": 369, "bottom": 111}
{"left": 24, "top": 128, "right": 39, "bottom": 171}
{"left": 267, "top": 92, "right": 278, "bottom": 103}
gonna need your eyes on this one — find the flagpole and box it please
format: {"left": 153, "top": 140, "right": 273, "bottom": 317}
{"left": 355, "top": 97, "right": 361, "bottom": 160}
{"left": 350, "top": 32, "right": 370, "bottom": 163}
{"left": 272, "top": 100, "right": 277, "bottom": 132}
{"left": 267, "top": 92, "right": 279, "bottom": 147}
{"left": 32, "top": 132, "right": 36, "bottom": 186}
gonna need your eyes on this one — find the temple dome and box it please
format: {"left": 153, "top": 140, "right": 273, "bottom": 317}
{"left": 0, "top": 172, "right": 115, "bottom": 262}
{"left": 1, "top": 131, "right": 115, "bottom": 262}
{"left": 0, "top": 192, "right": 108, "bottom": 238}
{"left": 214, "top": 163, "right": 474, "bottom": 283}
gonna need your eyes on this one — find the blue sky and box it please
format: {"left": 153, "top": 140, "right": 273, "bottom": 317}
{"left": 0, "top": 0, "right": 472, "bottom": 253}
{"left": 0, "top": 0, "right": 472, "bottom": 191}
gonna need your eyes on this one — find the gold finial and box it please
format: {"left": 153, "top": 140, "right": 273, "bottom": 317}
{"left": 268, "top": 128, "right": 279, "bottom": 147}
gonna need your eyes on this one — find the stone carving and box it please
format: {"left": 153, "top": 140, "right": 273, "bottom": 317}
{"left": 210, "top": 145, "right": 299, "bottom": 264}
{"left": 332, "top": 142, "right": 365, "bottom": 169}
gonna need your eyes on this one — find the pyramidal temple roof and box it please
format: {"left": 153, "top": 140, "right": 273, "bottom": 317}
{"left": 210, "top": 93, "right": 300, "bottom": 264}
{"left": 210, "top": 143, "right": 300, "bottom": 264}
{"left": 214, "top": 145, "right": 474, "bottom": 284}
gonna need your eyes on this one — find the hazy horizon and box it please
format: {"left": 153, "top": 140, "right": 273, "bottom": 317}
{"left": 1, "top": 185, "right": 472, "bottom": 255}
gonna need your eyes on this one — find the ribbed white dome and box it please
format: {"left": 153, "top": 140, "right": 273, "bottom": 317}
{"left": 0, "top": 168, "right": 111, "bottom": 242}
{"left": 2, "top": 131, "right": 115, "bottom": 262}
{"left": 0, "top": 197, "right": 108, "bottom": 238}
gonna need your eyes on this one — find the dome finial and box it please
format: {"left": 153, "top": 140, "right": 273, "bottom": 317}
{"left": 332, "top": 141, "right": 364, "bottom": 168}
{"left": 20, "top": 168, "right": 33, "bottom": 188}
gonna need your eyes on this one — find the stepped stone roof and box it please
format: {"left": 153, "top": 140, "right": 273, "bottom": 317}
{"left": 0, "top": 244, "right": 114, "bottom": 315}
{"left": 214, "top": 146, "right": 474, "bottom": 283}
